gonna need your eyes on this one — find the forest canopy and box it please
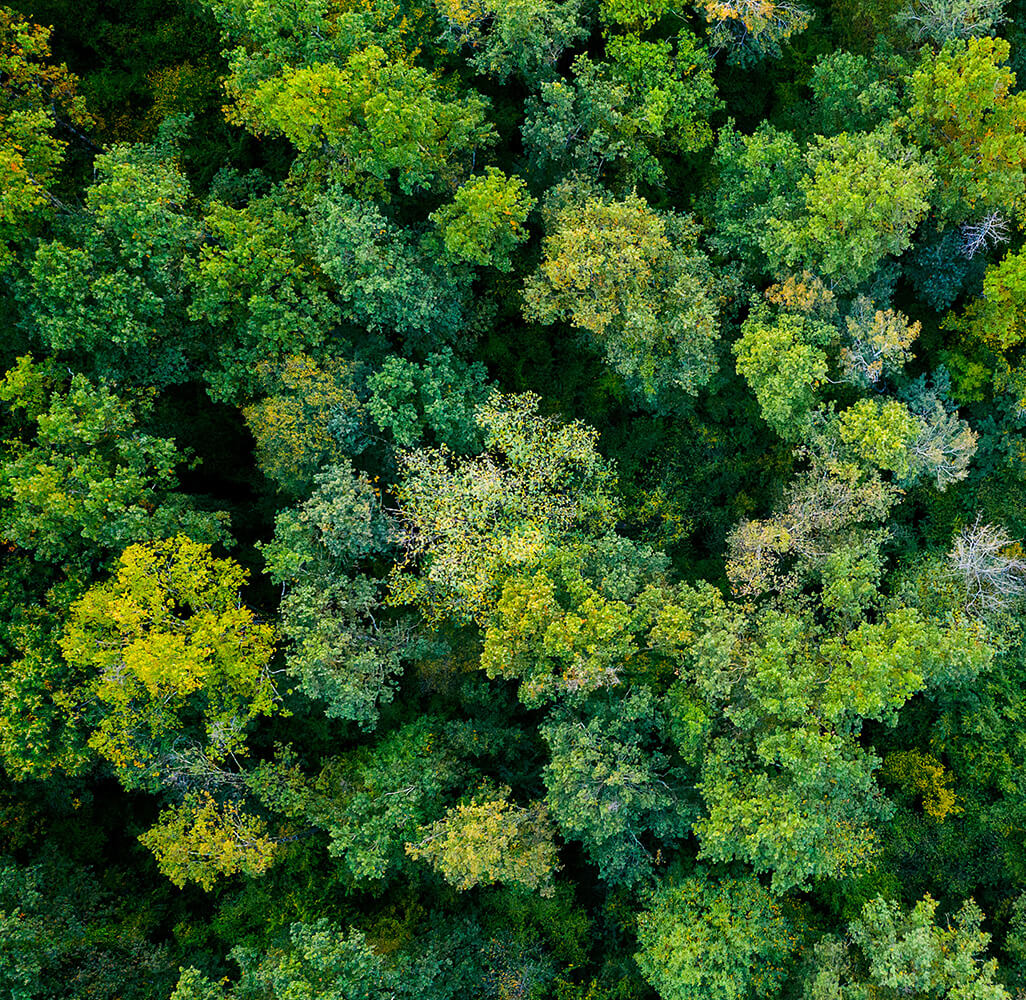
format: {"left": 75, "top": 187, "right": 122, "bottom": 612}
{"left": 3, "top": 0, "right": 1026, "bottom": 997}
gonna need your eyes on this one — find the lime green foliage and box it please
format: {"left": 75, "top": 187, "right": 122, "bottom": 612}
{"left": 243, "top": 354, "right": 365, "bottom": 493}
{"left": 390, "top": 392, "right": 619, "bottom": 627}
{"left": 262, "top": 461, "right": 410, "bottom": 729}
{"left": 524, "top": 191, "right": 720, "bottom": 411}
{"left": 636, "top": 872, "right": 801, "bottom": 1000}
{"left": 407, "top": 787, "right": 560, "bottom": 895}
{"left": 599, "top": 0, "right": 671, "bottom": 27}
{"left": 0, "top": 9, "right": 89, "bottom": 267}
{"left": 188, "top": 187, "right": 341, "bottom": 401}
{"left": 480, "top": 536, "right": 668, "bottom": 706}
{"left": 686, "top": 598, "right": 992, "bottom": 890}
{"left": 522, "top": 29, "right": 721, "bottom": 184}
{"left": 954, "top": 244, "right": 1026, "bottom": 352}
{"left": 366, "top": 349, "right": 490, "bottom": 451}
{"left": 139, "top": 792, "right": 279, "bottom": 891}
{"left": 734, "top": 311, "right": 829, "bottom": 438}
{"left": 838, "top": 399, "right": 924, "bottom": 480}
{"left": 769, "top": 129, "right": 934, "bottom": 289}
{"left": 0, "top": 357, "right": 223, "bottom": 568}
{"left": 431, "top": 168, "right": 535, "bottom": 271}
{"left": 234, "top": 46, "right": 494, "bottom": 194}
{"left": 905, "top": 37, "right": 1026, "bottom": 223}
{"left": 60, "top": 536, "right": 277, "bottom": 785}
{"left": 837, "top": 398, "right": 977, "bottom": 487}
{"left": 803, "top": 896, "right": 1009, "bottom": 999}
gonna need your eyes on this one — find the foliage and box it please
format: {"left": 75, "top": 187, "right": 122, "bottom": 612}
{"left": 636, "top": 871, "right": 801, "bottom": 1000}
{"left": 904, "top": 37, "right": 1026, "bottom": 223}
{"left": 524, "top": 191, "right": 721, "bottom": 411}
{"left": 242, "top": 354, "right": 365, "bottom": 494}
{"left": 430, "top": 168, "right": 535, "bottom": 271}
{"left": 60, "top": 536, "right": 278, "bottom": 785}
{"left": 407, "top": 787, "right": 560, "bottom": 895}
{"left": 0, "top": 356, "right": 223, "bottom": 568}
{"left": 140, "top": 792, "right": 279, "bottom": 891}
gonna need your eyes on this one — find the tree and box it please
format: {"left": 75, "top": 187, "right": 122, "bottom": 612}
{"left": 366, "top": 349, "right": 491, "bottom": 452}
{"left": 262, "top": 461, "right": 413, "bottom": 730}
{"left": 948, "top": 516, "right": 1026, "bottom": 614}
{"left": 635, "top": 871, "right": 802, "bottom": 1000}
{"left": 480, "top": 536, "right": 668, "bottom": 706}
{"left": 188, "top": 186, "right": 341, "bottom": 402}
{"left": 542, "top": 691, "right": 692, "bottom": 886}
{"left": 242, "top": 354, "right": 365, "bottom": 494}
{"left": 311, "top": 188, "right": 471, "bottom": 347}
{"left": 23, "top": 123, "right": 201, "bottom": 387}
{"left": 434, "top": 0, "right": 590, "bottom": 86}
{"left": 522, "top": 29, "right": 721, "bottom": 185}
{"left": 803, "top": 895, "right": 1009, "bottom": 1000}
{"left": 695, "top": 0, "right": 811, "bottom": 66}
{"left": 231, "top": 46, "right": 494, "bottom": 195}
{"left": 0, "top": 356, "right": 224, "bottom": 569}
{"left": 171, "top": 920, "right": 395, "bottom": 1000}
{"left": 407, "top": 787, "right": 560, "bottom": 896}
{"left": 703, "top": 122, "right": 805, "bottom": 276}
{"left": 893, "top": 0, "right": 1008, "bottom": 42}
{"left": 430, "top": 168, "right": 535, "bottom": 271}
{"left": 904, "top": 37, "right": 1026, "bottom": 223}
{"left": 0, "top": 8, "right": 90, "bottom": 268}
{"left": 389, "top": 392, "right": 620, "bottom": 628}
{"left": 139, "top": 792, "right": 279, "bottom": 891}
{"left": 733, "top": 309, "right": 829, "bottom": 439}
{"left": 60, "top": 536, "right": 278, "bottom": 787}
{"left": 768, "top": 128, "right": 935, "bottom": 289}
{"left": 524, "top": 191, "right": 721, "bottom": 412}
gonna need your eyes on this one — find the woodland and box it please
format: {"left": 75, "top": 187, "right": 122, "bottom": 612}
{"left": 4, "top": 0, "right": 1026, "bottom": 996}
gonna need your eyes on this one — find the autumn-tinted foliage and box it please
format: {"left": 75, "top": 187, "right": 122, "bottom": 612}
{"left": 4, "top": 0, "right": 1026, "bottom": 998}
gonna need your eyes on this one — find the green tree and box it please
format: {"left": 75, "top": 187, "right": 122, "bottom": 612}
{"left": 636, "top": 871, "right": 802, "bottom": 1000}
{"left": 231, "top": 46, "right": 494, "bottom": 195}
{"left": 366, "top": 349, "right": 490, "bottom": 452}
{"left": 188, "top": 185, "right": 341, "bottom": 402}
{"left": 803, "top": 895, "right": 1009, "bottom": 1000}
{"left": 0, "top": 356, "right": 223, "bottom": 569}
{"left": 904, "top": 37, "right": 1026, "bottom": 223}
{"left": 430, "top": 168, "right": 535, "bottom": 271}
{"left": 389, "top": 392, "right": 619, "bottom": 628}
{"left": 60, "top": 536, "right": 278, "bottom": 787}
{"left": 768, "top": 128, "right": 935, "bottom": 289}
{"left": 262, "top": 460, "right": 412, "bottom": 730}
{"left": 434, "top": 0, "right": 590, "bottom": 86}
{"left": 524, "top": 191, "right": 721, "bottom": 411}
{"left": 522, "top": 29, "right": 721, "bottom": 185}
{"left": 24, "top": 124, "right": 201, "bottom": 386}
{"left": 407, "top": 786, "right": 560, "bottom": 896}
{"left": 542, "top": 691, "right": 692, "bottom": 885}
{"left": 0, "top": 7, "right": 90, "bottom": 268}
